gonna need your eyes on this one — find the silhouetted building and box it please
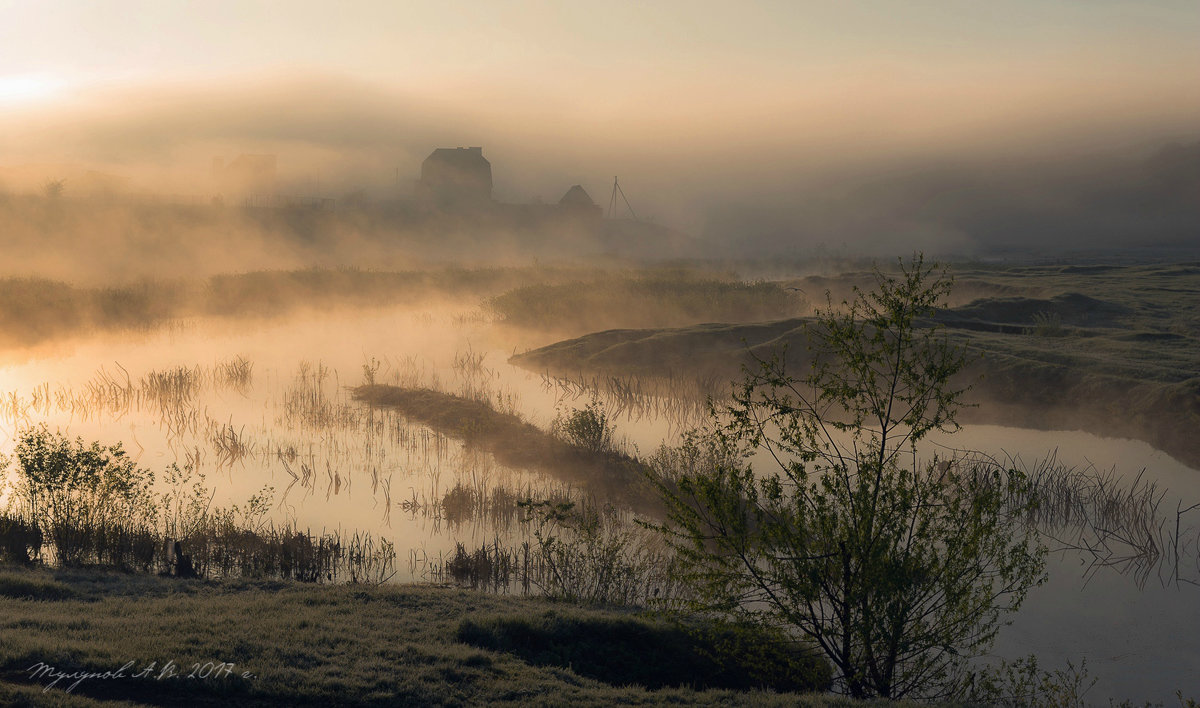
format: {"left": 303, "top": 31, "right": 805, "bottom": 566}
{"left": 558, "top": 184, "right": 601, "bottom": 219}
{"left": 417, "top": 146, "right": 492, "bottom": 209}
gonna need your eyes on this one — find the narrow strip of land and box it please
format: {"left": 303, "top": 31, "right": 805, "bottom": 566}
{"left": 351, "top": 385, "right": 661, "bottom": 514}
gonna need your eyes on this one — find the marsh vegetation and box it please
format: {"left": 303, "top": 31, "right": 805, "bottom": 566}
{"left": 0, "top": 260, "right": 1197, "bottom": 701}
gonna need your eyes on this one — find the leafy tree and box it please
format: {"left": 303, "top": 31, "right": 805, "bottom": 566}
{"left": 650, "top": 254, "right": 1045, "bottom": 698}
{"left": 10, "top": 424, "right": 156, "bottom": 564}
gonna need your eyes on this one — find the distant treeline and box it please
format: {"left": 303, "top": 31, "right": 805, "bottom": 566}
{"left": 0, "top": 266, "right": 588, "bottom": 349}
{"left": 0, "top": 265, "right": 800, "bottom": 350}
{"left": 485, "top": 275, "right": 807, "bottom": 333}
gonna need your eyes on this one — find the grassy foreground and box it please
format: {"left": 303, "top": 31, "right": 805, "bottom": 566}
{"left": 0, "top": 566, "right": 853, "bottom": 707}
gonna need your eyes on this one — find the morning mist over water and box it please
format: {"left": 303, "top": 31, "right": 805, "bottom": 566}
{"left": 1, "top": 2, "right": 1198, "bottom": 704}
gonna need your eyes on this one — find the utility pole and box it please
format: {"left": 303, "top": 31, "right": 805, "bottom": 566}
{"left": 607, "top": 176, "right": 637, "bottom": 220}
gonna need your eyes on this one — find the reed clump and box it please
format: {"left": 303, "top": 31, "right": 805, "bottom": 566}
{"left": 281, "top": 361, "right": 360, "bottom": 431}
{"left": 947, "top": 451, "right": 1200, "bottom": 588}
{"left": 215, "top": 354, "right": 254, "bottom": 393}
{"left": 517, "top": 498, "right": 685, "bottom": 607}
{"left": 427, "top": 541, "right": 527, "bottom": 591}
{"left": 436, "top": 479, "right": 573, "bottom": 530}
{"left": 0, "top": 513, "right": 42, "bottom": 565}
{"left": 206, "top": 418, "right": 256, "bottom": 468}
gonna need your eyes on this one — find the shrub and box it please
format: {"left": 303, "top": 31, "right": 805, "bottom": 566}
{"left": 550, "top": 398, "right": 615, "bottom": 454}
{"left": 0, "top": 512, "right": 43, "bottom": 565}
{"left": 965, "top": 655, "right": 1096, "bottom": 707}
{"left": 10, "top": 425, "right": 156, "bottom": 566}
{"left": 518, "top": 499, "right": 679, "bottom": 607}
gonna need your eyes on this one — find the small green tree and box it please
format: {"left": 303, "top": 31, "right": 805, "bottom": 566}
{"left": 11, "top": 424, "right": 156, "bottom": 565}
{"left": 551, "top": 397, "right": 616, "bottom": 454}
{"left": 651, "top": 255, "right": 1045, "bottom": 698}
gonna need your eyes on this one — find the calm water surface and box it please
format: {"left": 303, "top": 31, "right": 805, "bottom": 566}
{"left": 1, "top": 304, "right": 1196, "bottom": 700}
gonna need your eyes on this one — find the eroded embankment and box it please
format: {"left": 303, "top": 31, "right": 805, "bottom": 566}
{"left": 351, "top": 385, "right": 661, "bottom": 514}
{"left": 511, "top": 305, "right": 1200, "bottom": 470}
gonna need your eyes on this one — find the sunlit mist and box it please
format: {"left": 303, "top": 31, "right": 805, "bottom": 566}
{"left": 1, "top": 3, "right": 1199, "bottom": 704}
{"left": 0, "top": 73, "right": 65, "bottom": 107}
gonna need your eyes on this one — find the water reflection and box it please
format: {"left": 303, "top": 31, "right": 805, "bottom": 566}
{"left": 0, "top": 302, "right": 1197, "bottom": 699}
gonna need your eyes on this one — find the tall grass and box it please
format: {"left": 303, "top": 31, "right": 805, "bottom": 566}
{"left": 945, "top": 451, "right": 1200, "bottom": 588}
{"left": 1, "top": 356, "right": 257, "bottom": 444}
{"left": 215, "top": 354, "right": 254, "bottom": 393}
{"left": 413, "top": 496, "right": 687, "bottom": 608}
{"left": 518, "top": 498, "right": 684, "bottom": 607}
{"left": 540, "top": 369, "right": 717, "bottom": 434}
{"left": 0, "top": 509, "right": 396, "bottom": 583}
{"left": 176, "top": 523, "right": 395, "bottom": 584}
{"left": 0, "top": 512, "right": 42, "bottom": 564}
{"left": 281, "top": 361, "right": 360, "bottom": 431}
{"left": 426, "top": 540, "right": 530, "bottom": 591}
{"left": 206, "top": 418, "right": 256, "bottom": 468}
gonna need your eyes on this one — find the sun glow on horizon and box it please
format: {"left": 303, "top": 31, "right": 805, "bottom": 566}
{"left": 0, "top": 73, "right": 66, "bottom": 107}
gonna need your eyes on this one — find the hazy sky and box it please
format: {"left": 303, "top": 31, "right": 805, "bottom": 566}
{"left": 2, "top": 1, "right": 1198, "bottom": 252}
{"left": 4, "top": 2, "right": 1197, "bottom": 97}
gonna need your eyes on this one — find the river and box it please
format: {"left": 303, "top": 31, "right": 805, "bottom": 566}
{"left": 0, "top": 302, "right": 1196, "bottom": 700}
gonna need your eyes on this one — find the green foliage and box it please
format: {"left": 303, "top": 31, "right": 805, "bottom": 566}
{"left": 551, "top": 397, "right": 616, "bottom": 453}
{"left": 457, "top": 609, "right": 832, "bottom": 693}
{"left": 1, "top": 427, "right": 391, "bottom": 582}
{"left": 965, "top": 655, "right": 1096, "bottom": 707}
{"left": 157, "top": 462, "right": 215, "bottom": 541}
{"left": 10, "top": 424, "right": 157, "bottom": 566}
{"left": 650, "top": 254, "right": 1046, "bottom": 699}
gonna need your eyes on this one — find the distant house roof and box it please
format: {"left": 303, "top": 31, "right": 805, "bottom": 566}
{"left": 559, "top": 185, "right": 595, "bottom": 206}
{"left": 419, "top": 147, "right": 493, "bottom": 206}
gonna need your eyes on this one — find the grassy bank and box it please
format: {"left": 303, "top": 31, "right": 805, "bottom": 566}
{"left": 352, "top": 384, "right": 661, "bottom": 514}
{"left": 511, "top": 261, "right": 1200, "bottom": 470}
{"left": 0, "top": 566, "right": 846, "bottom": 707}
